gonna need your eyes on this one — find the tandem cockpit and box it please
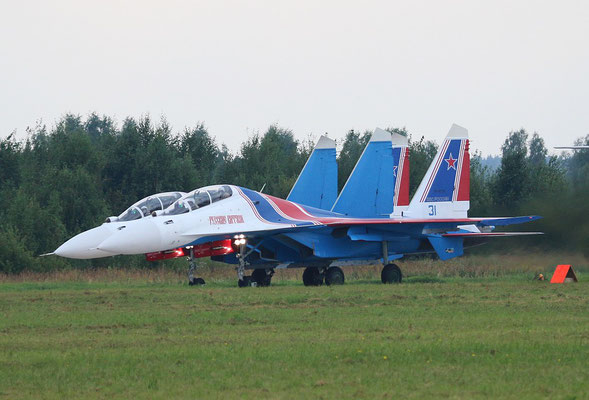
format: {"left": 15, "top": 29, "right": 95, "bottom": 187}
{"left": 106, "top": 192, "right": 186, "bottom": 223}
{"left": 164, "top": 185, "right": 234, "bottom": 216}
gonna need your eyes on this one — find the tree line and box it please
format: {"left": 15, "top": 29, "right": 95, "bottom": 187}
{"left": 1, "top": 114, "right": 588, "bottom": 273}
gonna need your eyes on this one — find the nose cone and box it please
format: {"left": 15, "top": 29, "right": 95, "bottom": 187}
{"left": 98, "top": 220, "right": 163, "bottom": 255}
{"left": 55, "top": 225, "right": 116, "bottom": 259}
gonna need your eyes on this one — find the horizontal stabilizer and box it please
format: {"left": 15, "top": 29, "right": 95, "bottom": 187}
{"left": 478, "top": 216, "right": 542, "bottom": 226}
{"left": 287, "top": 135, "right": 337, "bottom": 210}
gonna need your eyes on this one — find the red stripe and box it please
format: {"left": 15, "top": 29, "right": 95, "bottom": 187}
{"left": 457, "top": 139, "right": 470, "bottom": 201}
{"left": 398, "top": 147, "right": 410, "bottom": 206}
{"left": 264, "top": 195, "right": 323, "bottom": 223}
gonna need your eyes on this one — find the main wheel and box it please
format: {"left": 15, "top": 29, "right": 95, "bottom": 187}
{"left": 238, "top": 276, "right": 252, "bottom": 287}
{"left": 302, "top": 267, "right": 324, "bottom": 286}
{"left": 381, "top": 263, "right": 402, "bottom": 284}
{"left": 325, "top": 267, "right": 345, "bottom": 286}
{"left": 251, "top": 269, "right": 272, "bottom": 287}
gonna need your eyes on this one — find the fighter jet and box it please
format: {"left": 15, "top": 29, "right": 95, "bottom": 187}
{"left": 54, "top": 125, "right": 541, "bottom": 287}
{"left": 52, "top": 191, "right": 185, "bottom": 259}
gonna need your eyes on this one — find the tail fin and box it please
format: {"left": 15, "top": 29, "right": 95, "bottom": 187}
{"left": 332, "top": 128, "right": 406, "bottom": 217}
{"left": 391, "top": 132, "right": 410, "bottom": 217}
{"left": 287, "top": 135, "right": 337, "bottom": 210}
{"left": 405, "top": 124, "right": 470, "bottom": 218}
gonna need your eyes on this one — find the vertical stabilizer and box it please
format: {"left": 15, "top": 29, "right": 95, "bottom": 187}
{"left": 405, "top": 124, "right": 470, "bottom": 218}
{"left": 332, "top": 128, "right": 404, "bottom": 217}
{"left": 391, "top": 132, "right": 410, "bottom": 217}
{"left": 287, "top": 135, "right": 338, "bottom": 210}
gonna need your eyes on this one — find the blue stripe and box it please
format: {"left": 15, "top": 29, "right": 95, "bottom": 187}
{"left": 239, "top": 187, "right": 315, "bottom": 226}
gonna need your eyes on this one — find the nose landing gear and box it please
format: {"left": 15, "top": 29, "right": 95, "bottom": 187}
{"left": 186, "top": 248, "right": 205, "bottom": 286}
{"left": 302, "top": 266, "right": 345, "bottom": 286}
{"left": 234, "top": 236, "right": 274, "bottom": 287}
{"left": 302, "top": 267, "right": 323, "bottom": 286}
{"left": 251, "top": 268, "right": 273, "bottom": 286}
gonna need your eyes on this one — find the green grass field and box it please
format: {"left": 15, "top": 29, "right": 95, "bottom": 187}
{"left": 1, "top": 261, "right": 588, "bottom": 399}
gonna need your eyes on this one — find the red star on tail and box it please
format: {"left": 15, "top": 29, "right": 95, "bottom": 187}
{"left": 445, "top": 153, "right": 457, "bottom": 170}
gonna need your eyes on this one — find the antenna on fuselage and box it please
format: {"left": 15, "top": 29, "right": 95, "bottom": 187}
{"left": 259, "top": 183, "right": 267, "bottom": 193}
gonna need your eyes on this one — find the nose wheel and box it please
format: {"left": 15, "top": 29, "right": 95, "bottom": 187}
{"left": 187, "top": 248, "right": 205, "bottom": 286}
{"left": 189, "top": 277, "right": 205, "bottom": 286}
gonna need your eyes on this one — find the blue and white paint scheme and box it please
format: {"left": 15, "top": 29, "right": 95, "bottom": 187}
{"left": 53, "top": 124, "right": 543, "bottom": 286}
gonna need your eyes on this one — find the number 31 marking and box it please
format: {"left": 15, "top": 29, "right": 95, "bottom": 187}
{"left": 428, "top": 205, "right": 437, "bottom": 216}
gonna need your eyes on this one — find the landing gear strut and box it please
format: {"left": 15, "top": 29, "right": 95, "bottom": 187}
{"left": 236, "top": 237, "right": 268, "bottom": 287}
{"left": 380, "top": 240, "right": 402, "bottom": 284}
{"left": 187, "top": 248, "right": 205, "bottom": 286}
{"left": 236, "top": 238, "right": 250, "bottom": 287}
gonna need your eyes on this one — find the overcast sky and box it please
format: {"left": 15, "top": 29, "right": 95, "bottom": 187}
{"left": 1, "top": 0, "right": 588, "bottom": 155}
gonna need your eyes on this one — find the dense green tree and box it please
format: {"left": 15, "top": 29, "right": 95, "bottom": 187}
{"left": 230, "top": 125, "right": 308, "bottom": 198}
{"left": 1, "top": 112, "right": 588, "bottom": 272}
{"left": 469, "top": 151, "right": 493, "bottom": 216}
{"left": 567, "top": 134, "right": 589, "bottom": 188}
{"left": 493, "top": 129, "right": 530, "bottom": 211}
{"left": 0, "top": 134, "right": 21, "bottom": 190}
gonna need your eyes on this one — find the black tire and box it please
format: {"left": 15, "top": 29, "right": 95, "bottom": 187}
{"left": 251, "top": 269, "right": 272, "bottom": 287}
{"left": 325, "top": 267, "right": 345, "bottom": 286}
{"left": 238, "top": 276, "right": 252, "bottom": 288}
{"left": 189, "top": 277, "right": 206, "bottom": 286}
{"left": 381, "top": 263, "right": 402, "bottom": 284}
{"left": 302, "top": 267, "right": 324, "bottom": 286}
{"left": 194, "top": 278, "right": 205, "bottom": 285}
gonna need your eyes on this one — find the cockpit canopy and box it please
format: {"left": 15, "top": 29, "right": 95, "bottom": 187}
{"left": 116, "top": 192, "right": 185, "bottom": 222}
{"left": 166, "top": 185, "right": 233, "bottom": 215}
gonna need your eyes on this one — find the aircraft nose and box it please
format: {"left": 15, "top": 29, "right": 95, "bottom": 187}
{"left": 97, "top": 220, "right": 163, "bottom": 255}
{"left": 54, "top": 225, "right": 115, "bottom": 259}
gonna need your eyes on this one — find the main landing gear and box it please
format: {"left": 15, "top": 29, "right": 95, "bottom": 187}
{"left": 302, "top": 266, "right": 345, "bottom": 286}
{"left": 187, "top": 248, "right": 205, "bottom": 286}
{"left": 380, "top": 240, "right": 402, "bottom": 284}
{"left": 381, "top": 263, "right": 402, "bottom": 284}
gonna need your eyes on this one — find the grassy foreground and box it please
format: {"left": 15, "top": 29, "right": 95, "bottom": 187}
{"left": 1, "top": 275, "right": 588, "bottom": 399}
